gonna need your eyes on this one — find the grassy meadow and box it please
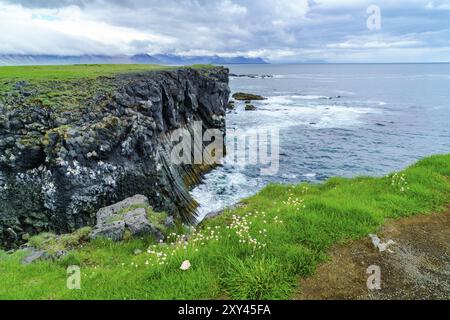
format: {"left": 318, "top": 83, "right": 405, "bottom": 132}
{"left": 0, "top": 64, "right": 217, "bottom": 81}
{"left": 0, "top": 154, "right": 449, "bottom": 300}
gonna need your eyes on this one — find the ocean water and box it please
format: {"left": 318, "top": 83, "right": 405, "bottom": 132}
{"left": 191, "top": 64, "right": 450, "bottom": 220}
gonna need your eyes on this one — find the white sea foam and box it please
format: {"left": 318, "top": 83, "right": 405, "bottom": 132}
{"left": 263, "top": 95, "right": 294, "bottom": 105}
{"left": 303, "top": 173, "right": 317, "bottom": 178}
{"left": 264, "top": 94, "right": 343, "bottom": 104}
{"left": 192, "top": 96, "right": 381, "bottom": 221}
{"left": 231, "top": 93, "right": 381, "bottom": 132}
{"left": 255, "top": 100, "right": 380, "bottom": 129}
{"left": 192, "top": 65, "right": 450, "bottom": 221}
{"left": 192, "top": 169, "right": 260, "bottom": 222}
{"left": 291, "top": 95, "right": 330, "bottom": 100}
{"left": 194, "top": 93, "right": 383, "bottom": 220}
{"left": 273, "top": 74, "right": 336, "bottom": 81}
{"left": 281, "top": 173, "right": 299, "bottom": 179}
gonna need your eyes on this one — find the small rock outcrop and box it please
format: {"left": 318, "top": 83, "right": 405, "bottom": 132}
{"left": 21, "top": 247, "right": 69, "bottom": 265}
{"left": 245, "top": 104, "right": 256, "bottom": 111}
{"left": 229, "top": 74, "right": 273, "bottom": 79}
{"left": 232, "top": 92, "right": 266, "bottom": 101}
{"left": 21, "top": 249, "right": 50, "bottom": 265}
{"left": 227, "top": 101, "right": 236, "bottom": 110}
{"left": 90, "top": 195, "right": 168, "bottom": 242}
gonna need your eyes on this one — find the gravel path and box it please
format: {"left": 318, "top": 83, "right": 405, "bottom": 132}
{"left": 296, "top": 209, "right": 450, "bottom": 300}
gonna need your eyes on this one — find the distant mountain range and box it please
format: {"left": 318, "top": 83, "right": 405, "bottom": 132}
{"left": 0, "top": 54, "right": 268, "bottom": 66}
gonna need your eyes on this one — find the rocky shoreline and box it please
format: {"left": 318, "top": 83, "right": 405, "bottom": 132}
{"left": 0, "top": 67, "right": 230, "bottom": 248}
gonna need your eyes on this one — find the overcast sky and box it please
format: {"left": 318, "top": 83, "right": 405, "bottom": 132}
{"left": 0, "top": 0, "right": 449, "bottom": 62}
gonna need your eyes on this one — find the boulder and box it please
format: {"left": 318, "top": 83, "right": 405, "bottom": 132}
{"left": 227, "top": 101, "right": 236, "bottom": 110}
{"left": 21, "top": 249, "right": 50, "bottom": 265}
{"left": 90, "top": 221, "right": 126, "bottom": 241}
{"left": 90, "top": 195, "right": 167, "bottom": 242}
{"left": 96, "top": 195, "right": 149, "bottom": 225}
{"left": 124, "top": 208, "right": 164, "bottom": 240}
{"left": 245, "top": 104, "right": 257, "bottom": 111}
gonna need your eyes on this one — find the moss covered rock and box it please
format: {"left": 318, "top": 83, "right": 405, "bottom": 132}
{"left": 90, "top": 195, "right": 169, "bottom": 242}
{"left": 232, "top": 92, "right": 266, "bottom": 101}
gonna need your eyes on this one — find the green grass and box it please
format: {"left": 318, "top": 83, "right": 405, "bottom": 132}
{"left": 0, "top": 154, "right": 449, "bottom": 300}
{"left": 27, "top": 227, "right": 92, "bottom": 255}
{"left": 0, "top": 64, "right": 215, "bottom": 110}
{"left": 0, "top": 64, "right": 215, "bottom": 81}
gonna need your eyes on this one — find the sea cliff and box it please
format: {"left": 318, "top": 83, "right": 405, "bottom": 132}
{"left": 0, "top": 65, "right": 230, "bottom": 247}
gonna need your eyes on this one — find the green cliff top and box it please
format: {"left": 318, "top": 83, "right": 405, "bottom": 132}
{"left": 0, "top": 64, "right": 214, "bottom": 80}
{"left": 0, "top": 64, "right": 216, "bottom": 110}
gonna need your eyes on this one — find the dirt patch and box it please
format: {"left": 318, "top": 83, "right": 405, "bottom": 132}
{"left": 296, "top": 210, "right": 450, "bottom": 300}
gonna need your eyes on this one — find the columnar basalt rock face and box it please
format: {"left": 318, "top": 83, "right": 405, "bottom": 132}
{"left": 0, "top": 67, "right": 230, "bottom": 248}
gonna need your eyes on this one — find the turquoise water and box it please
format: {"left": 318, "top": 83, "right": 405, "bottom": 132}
{"left": 192, "top": 64, "right": 450, "bottom": 219}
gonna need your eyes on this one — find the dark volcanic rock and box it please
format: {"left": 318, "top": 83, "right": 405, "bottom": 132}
{"left": 0, "top": 67, "right": 230, "bottom": 248}
{"left": 232, "top": 92, "right": 266, "bottom": 101}
{"left": 227, "top": 101, "right": 236, "bottom": 110}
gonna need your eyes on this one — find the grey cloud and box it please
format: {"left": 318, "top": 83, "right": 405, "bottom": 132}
{"left": 6, "top": 0, "right": 88, "bottom": 8}
{"left": 1, "top": 0, "right": 450, "bottom": 62}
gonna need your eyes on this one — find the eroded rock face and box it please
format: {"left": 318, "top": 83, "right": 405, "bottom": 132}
{"left": 0, "top": 67, "right": 230, "bottom": 248}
